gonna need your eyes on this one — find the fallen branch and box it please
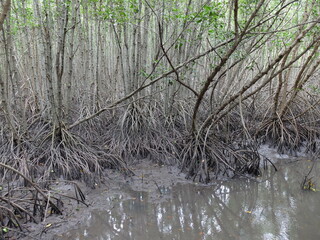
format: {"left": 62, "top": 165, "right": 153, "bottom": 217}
{"left": 0, "top": 163, "right": 62, "bottom": 214}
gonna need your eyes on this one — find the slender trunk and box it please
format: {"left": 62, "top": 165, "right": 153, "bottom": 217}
{"left": 66, "top": 0, "right": 79, "bottom": 121}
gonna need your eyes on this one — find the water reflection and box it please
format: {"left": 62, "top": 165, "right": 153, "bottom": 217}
{"left": 57, "top": 159, "right": 320, "bottom": 240}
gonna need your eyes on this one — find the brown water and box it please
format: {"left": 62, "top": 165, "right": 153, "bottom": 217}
{"left": 56, "top": 158, "right": 320, "bottom": 240}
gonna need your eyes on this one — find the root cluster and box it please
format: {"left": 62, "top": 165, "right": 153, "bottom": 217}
{"left": 0, "top": 95, "right": 319, "bottom": 237}
{"left": 0, "top": 163, "right": 86, "bottom": 240}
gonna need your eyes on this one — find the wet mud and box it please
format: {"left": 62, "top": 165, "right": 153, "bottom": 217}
{"left": 21, "top": 150, "right": 320, "bottom": 240}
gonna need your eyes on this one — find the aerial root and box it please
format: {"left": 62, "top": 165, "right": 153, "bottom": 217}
{"left": 26, "top": 126, "right": 133, "bottom": 186}
{"left": 179, "top": 131, "right": 262, "bottom": 183}
{"left": 103, "top": 102, "right": 183, "bottom": 165}
{"left": 0, "top": 163, "right": 88, "bottom": 239}
{"left": 256, "top": 114, "right": 319, "bottom": 155}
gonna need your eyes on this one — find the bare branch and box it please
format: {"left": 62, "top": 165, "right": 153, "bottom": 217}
{"left": 0, "top": 0, "right": 10, "bottom": 31}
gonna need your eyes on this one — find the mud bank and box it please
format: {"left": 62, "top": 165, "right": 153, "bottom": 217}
{"left": 10, "top": 148, "right": 319, "bottom": 240}
{"left": 18, "top": 160, "right": 190, "bottom": 240}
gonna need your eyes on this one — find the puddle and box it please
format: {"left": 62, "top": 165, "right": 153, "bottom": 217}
{"left": 55, "top": 158, "right": 320, "bottom": 240}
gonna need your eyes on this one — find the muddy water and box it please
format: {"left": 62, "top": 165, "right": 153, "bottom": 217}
{"left": 56, "top": 158, "right": 320, "bottom": 240}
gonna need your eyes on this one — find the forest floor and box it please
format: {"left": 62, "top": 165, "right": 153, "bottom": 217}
{"left": 18, "top": 159, "right": 191, "bottom": 240}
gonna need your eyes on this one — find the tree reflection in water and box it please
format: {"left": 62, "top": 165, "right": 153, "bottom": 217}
{"left": 58, "top": 159, "right": 320, "bottom": 240}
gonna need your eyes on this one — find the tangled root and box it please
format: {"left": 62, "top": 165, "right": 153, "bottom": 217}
{"left": 0, "top": 163, "right": 87, "bottom": 239}
{"left": 29, "top": 128, "right": 132, "bottom": 186}
{"left": 0, "top": 117, "right": 132, "bottom": 188}
{"left": 103, "top": 102, "right": 183, "bottom": 165}
{"left": 256, "top": 115, "right": 319, "bottom": 155}
{"left": 179, "top": 132, "right": 262, "bottom": 183}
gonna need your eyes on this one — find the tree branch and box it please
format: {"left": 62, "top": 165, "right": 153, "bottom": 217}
{"left": 0, "top": 0, "right": 10, "bottom": 31}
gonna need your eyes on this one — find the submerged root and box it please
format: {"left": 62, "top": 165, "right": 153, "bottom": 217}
{"left": 179, "top": 132, "right": 262, "bottom": 183}
{"left": 301, "top": 161, "right": 318, "bottom": 192}
{"left": 256, "top": 114, "right": 319, "bottom": 155}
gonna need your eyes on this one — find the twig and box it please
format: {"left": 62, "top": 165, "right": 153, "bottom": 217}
{"left": 152, "top": 180, "right": 162, "bottom": 195}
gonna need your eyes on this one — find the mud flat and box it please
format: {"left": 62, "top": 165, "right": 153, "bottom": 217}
{"left": 19, "top": 160, "right": 190, "bottom": 240}
{"left": 15, "top": 151, "right": 320, "bottom": 240}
